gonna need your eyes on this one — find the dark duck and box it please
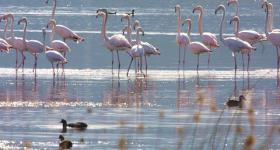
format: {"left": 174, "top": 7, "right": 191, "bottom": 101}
{"left": 60, "top": 119, "right": 88, "bottom": 132}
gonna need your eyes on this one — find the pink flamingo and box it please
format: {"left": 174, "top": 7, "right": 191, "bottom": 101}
{"left": 18, "top": 17, "right": 48, "bottom": 75}
{"left": 96, "top": 11, "right": 132, "bottom": 76}
{"left": 42, "top": 28, "right": 67, "bottom": 77}
{"left": 127, "top": 27, "right": 145, "bottom": 76}
{"left": 175, "top": 5, "right": 190, "bottom": 68}
{"left": 193, "top": 5, "right": 219, "bottom": 67}
{"left": 45, "top": 0, "right": 85, "bottom": 43}
{"left": 182, "top": 19, "right": 212, "bottom": 73}
{"left": 47, "top": 19, "right": 70, "bottom": 72}
{"left": 230, "top": 16, "right": 260, "bottom": 71}
{"left": 0, "top": 16, "right": 12, "bottom": 53}
{"left": 2, "top": 13, "right": 26, "bottom": 71}
{"left": 262, "top": 2, "right": 280, "bottom": 72}
{"left": 215, "top": 5, "right": 256, "bottom": 75}
{"left": 265, "top": 2, "right": 280, "bottom": 32}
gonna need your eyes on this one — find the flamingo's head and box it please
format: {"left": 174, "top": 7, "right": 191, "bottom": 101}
{"left": 45, "top": 0, "right": 49, "bottom": 4}
{"left": 122, "top": 26, "right": 129, "bottom": 35}
{"left": 96, "top": 11, "right": 106, "bottom": 19}
{"left": 47, "top": 19, "right": 56, "bottom": 29}
{"left": 230, "top": 15, "right": 239, "bottom": 25}
{"left": 2, "top": 13, "right": 14, "bottom": 21}
{"left": 133, "top": 20, "right": 141, "bottom": 30}
{"left": 121, "top": 14, "right": 130, "bottom": 22}
{"left": 18, "top": 17, "right": 27, "bottom": 25}
{"left": 215, "top": 5, "right": 225, "bottom": 15}
{"left": 227, "top": 0, "right": 238, "bottom": 6}
{"left": 182, "top": 19, "right": 192, "bottom": 36}
{"left": 136, "top": 27, "right": 144, "bottom": 36}
{"left": 261, "top": 1, "right": 268, "bottom": 10}
{"left": 192, "top": 5, "right": 203, "bottom": 14}
{"left": 175, "top": 5, "right": 181, "bottom": 13}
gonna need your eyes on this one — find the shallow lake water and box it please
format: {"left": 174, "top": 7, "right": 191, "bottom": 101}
{"left": 0, "top": 0, "right": 279, "bottom": 149}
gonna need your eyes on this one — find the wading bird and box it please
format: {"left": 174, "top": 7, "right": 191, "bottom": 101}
{"left": 175, "top": 5, "right": 190, "bottom": 68}
{"left": 96, "top": 11, "right": 132, "bottom": 76}
{"left": 182, "top": 19, "right": 211, "bottom": 73}
{"left": 215, "top": 5, "right": 256, "bottom": 75}
{"left": 193, "top": 5, "right": 219, "bottom": 67}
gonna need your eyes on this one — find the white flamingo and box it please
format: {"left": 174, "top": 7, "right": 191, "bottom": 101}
{"left": 47, "top": 19, "right": 70, "bottom": 72}
{"left": 182, "top": 19, "right": 212, "bottom": 73}
{"left": 124, "top": 21, "right": 160, "bottom": 76}
{"left": 132, "top": 20, "right": 160, "bottom": 75}
{"left": 175, "top": 5, "right": 190, "bottom": 67}
{"left": 262, "top": 2, "right": 280, "bottom": 72}
{"left": 45, "top": 0, "right": 85, "bottom": 43}
{"left": 2, "top": 13, "right": 26, "bottom": 71}
{"left": 215, "top": 5, "right": 256, "bottom": 74}
{"left": 0, "top": 17, "right": 12, "bottom": 53}
{"left": 42, "top": 28, "right": 67, "bottom": 76}
{"left": 18, "top": 17, "right": 46, "bottom": 75}
{"left": 230, "top": 16, "right": 260, "bottom": 71}
{"left": 96, "top": 11, "right": 132, "bottom": 76}
{"left": 127, "top": 27, "right": 145, "bottom": 76}
{"left": 193, "top": 5, "right": 219, "bottom": 67}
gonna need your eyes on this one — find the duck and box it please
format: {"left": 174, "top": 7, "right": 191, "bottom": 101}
{"left": 226, "top": 95, "right": 245, "bottom": 108}
{"left": 60, "top": 119, "right": 88, "bottom": 132}
{"left": 59, "top": 135, "right": 72, "bottom": 149}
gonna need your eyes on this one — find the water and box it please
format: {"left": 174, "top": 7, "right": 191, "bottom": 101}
{"left": 0, "top": 0, "right": 280, "bottom": 149}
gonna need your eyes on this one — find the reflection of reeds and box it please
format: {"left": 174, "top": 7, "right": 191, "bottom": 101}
{"left": 176, "top": 126, "right": 185, "bottom": 150}
{"left": 118, "top": 136, "right": 127, "bottom": 150}
{"left": 259, "top": 125, "right": 278, "bottom": 150}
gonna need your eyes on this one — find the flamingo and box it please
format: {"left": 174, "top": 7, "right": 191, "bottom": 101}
{"left": 230, "top": 16, "right": 259, "bottom": 71}
{"left": 45, "top": 0, "right": 85, "bottom": 43}
{"left": 215, "top": 5, "right": 256, "bottom": 75}
{"left": 47, "top": 19, "right": 70, "bottom": 72}
{"left": 127, "top": 27, "right": 145, "bottom": 76}
{"left": 42, "top": 28, "right": 67, "bottom": 76}
{"left": 262, "top": 2, "right": 280, "bottom": 72}
{"left": 1, "top": 13, "right": 26, "bottom": 71}
{"left": 0, "top": 15, "right": 12, "bottom": 53}
{"left": 175, "top": 4, "right": 190, "bottom": 68}
{"left": 96, "top": 11, "right": 132, "bottom": 76}
{"left": 227, "top": 0, "right": 239, "bottom": 34}
{"left": 264, "top": 2, "right": 280, "bottom": 32}
{"left": 132, "top": 20, "right": 160, "bottom": 75}
{"left": 18, "top": 17, "right": 46, "bottom": 75}
{"left": 182, "top": 19, "right": 211, "bottom": 73}
{"left": 193, "top": 5, "right": 219, "bottom": 67}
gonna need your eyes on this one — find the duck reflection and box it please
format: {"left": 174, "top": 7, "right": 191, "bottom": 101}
{"left": 102, "top": 77, "right": 154, "bottom": 108}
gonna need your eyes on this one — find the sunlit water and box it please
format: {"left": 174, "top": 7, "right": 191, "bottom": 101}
{"left": 0, "top": 0, "right": 279, "bottom": 149}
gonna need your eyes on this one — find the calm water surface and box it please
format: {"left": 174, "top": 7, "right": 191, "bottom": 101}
{"left": 0, "top": 0, "right": 279, "bottom": 149}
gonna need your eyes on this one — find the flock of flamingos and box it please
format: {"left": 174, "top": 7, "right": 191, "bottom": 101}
{"left": 0, "top": 0, "right": 279, "bottom": 78}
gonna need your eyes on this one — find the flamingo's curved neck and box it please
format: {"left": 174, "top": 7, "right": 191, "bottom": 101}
{"left": 51, "top": 0, "right": 57, "bottom": 19}
{"left": 187, "top": 21, "right": 192, "bottom": 42}
{"left": 101, "top": 15, "right": 109, "bottom": 42}
{"left": 219, "top": 9, "right": 226, "bottom": 44}
{"left": 22, "top": 20, "right": 27, "bottom": 49}
{"left": 136, "top": 30, "right": 140, "bottom": 45}
{"left": 43, "top": 30, "right": 46, "bottom": 52}
{"left": 264, "top": 4, "right": 269, "bottom": 37}
{"left": 233, "top": 19, "right": 239, "bottom": 36}
{"left": 4, "top": 18, "right": 9, "bottom": 40}
{"left": 126, "top": 17, "right": 132, "bottom": 43}
{"left": 176, "top": 9, "right": 181, "bottom": 36}
{"left": 197, "top": 9, "right": 203, "bottom": 35}
{"left": 234, "top": 1, "right": 239, "bottom": 16}
{"left": 50, "top": 22, "right": 56, "bottom": 42}
{"left": 268, "top": 4, "right": 273, "bottom": 32}
{"left": 9, "top": 15, "right": 15, "bottom": 39}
